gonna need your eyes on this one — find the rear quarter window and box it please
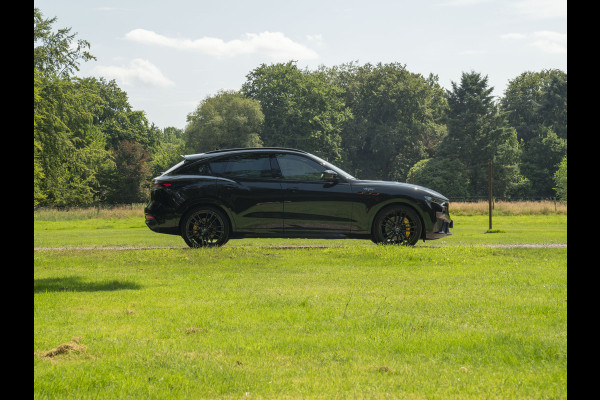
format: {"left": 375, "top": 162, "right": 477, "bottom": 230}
{"left": 171, "top": 161, "right": 211, "bottom": 176}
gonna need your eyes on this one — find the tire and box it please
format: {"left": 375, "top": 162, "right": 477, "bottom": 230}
{"left": 180, "top": 206, "right": 230, "bottom": 248}
{"left": 372, "top": 204, "right": 422, "bottom": 246}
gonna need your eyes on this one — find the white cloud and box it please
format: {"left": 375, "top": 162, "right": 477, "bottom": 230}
{"left": 92, "top": 58, "right": 175, "bottom": 88}
{"left": 530, "top": 30, "right": 567, "bottom": 53}
{"left": 306, "top": 34, "right": 324, "bottom": 44}
{"left": 500, "top": 30, "right": 566, "bottom": 54}
{"left": 511, "top": 0, "right": 567, "bottom": 19}
{"left": 124, "top": 29, "right": 319, "bottom": 61}
{"left": 438, "top": 0, "right": 492, "bottom": 6}
{"left": 457, "top": 49, "right": 487, "bottom": 55}
{"left": 500, "top": 33, "right": 527, "bottom": 40}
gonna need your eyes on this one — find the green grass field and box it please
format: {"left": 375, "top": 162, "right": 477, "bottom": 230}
{"left": 34, "top": 205, "right": 567, "bottom": 399}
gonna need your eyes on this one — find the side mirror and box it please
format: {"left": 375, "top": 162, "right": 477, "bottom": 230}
{"left": 321, "top": 169, "right": 339, "bottom": 181}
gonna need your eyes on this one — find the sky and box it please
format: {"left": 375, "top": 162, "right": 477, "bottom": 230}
{"left": 34, "top": 0, "right": 567, "bottom": 131}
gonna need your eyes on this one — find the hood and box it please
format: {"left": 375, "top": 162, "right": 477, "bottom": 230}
{"left": 351, "top": 179, "right": 449, "bottom": 201}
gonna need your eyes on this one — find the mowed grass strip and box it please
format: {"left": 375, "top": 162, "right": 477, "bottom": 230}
{"left": 33, "top": 214, "right": 567, "bottom": 248}
{"left": 34, "top": 245, "right": 567, "bottom": 399}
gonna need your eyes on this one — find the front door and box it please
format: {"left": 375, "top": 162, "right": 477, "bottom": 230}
{"left": 273, "top": 153, "right": 354, "bottom": 234}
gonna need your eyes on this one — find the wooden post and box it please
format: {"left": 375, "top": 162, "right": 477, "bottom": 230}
{"left": 488, "top": 160, "right": 492, "bottom": 230}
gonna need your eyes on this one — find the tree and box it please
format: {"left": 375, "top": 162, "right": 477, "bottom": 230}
{"left": 75, "top": 77, "right": 160, "bottom": 149}
{"left": 501, "top": 69, "right": 567, "bottom": 197}
{"left": 437, "top": 71, "right": 521, "bottom": 198}
{"left": 34, "top": 74, "right": 113, "bottom": 206}
{"left": 34, "top": 68, "right": 47, "bottom": 207}
{"left": 34, "top": 8, "right": 95, "bottom": 78}
{"left": 407, "top": 158, "right": 470, "bottom": 199}
{"left": 553, "top": 155, "right": 567, "bottom": 202}
{"left": 103, "top": 140, "right": 152, "bottom": 204}
{"left": 242, "top": 62, "right": 350, "bottom": 164}
{"left": 34, "top": 8, "right": 162, "bottom": 207}
{"left": 184, "top": 90, "right": 264, "bottom": 154}
{"left": 150, "top": 127, "right": 186, "bottom": 177}
{"left": 501, "top": 69, "right": 567, "bottom": 142}
{"left": 34, "top": 8, "right": 113, "bottom": 207}
{"left": 332, "top": 62, "right": 448, "bottom": 180}
{"left": 520, "top": 127, "right": 567, "bottom": 198}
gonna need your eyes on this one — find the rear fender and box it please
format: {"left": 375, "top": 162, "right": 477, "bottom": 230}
{"left": 178, "top": 198, "right": 235, "bottom": 233}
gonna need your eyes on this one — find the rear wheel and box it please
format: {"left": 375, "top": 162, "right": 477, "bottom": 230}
{"left": 372, "top": 205, "right": 422, "bottom": 246}
{"left": 181, "top": 206, "right": 230, "bottom": 248}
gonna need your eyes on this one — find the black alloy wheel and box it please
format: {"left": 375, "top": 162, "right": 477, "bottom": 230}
{"left": 372, "top": 205, "right": 422, "bottom": 246}
{"left": 181, "top": 207, "right": 230, "bottom": 248}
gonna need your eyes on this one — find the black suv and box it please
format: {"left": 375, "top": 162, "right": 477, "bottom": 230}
{"left": 144, "top": 147, "right": 453, "bottom": 247}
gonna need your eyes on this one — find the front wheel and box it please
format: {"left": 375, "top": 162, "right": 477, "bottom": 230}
{"left": 181, "top": 206, "right": 230, "bottom": 248}
{"left": 372, "top": 205, "right": 422, "bottom": 246}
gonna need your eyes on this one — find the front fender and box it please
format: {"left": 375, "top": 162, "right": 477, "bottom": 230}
{"left": 359, "top": 196, "right": 434, "bottom": 236}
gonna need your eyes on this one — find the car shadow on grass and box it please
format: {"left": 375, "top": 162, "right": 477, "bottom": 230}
{"left": 34, "top": 276, "right": 141, "bottom": 293}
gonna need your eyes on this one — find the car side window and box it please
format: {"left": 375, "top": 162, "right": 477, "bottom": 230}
{"left": 208, "top": 158, "right": 228, "bottom": 176}
{"left": 276, "top": 154, "right": 325, "bottom": 181}
{"left": 171, "top": 161, "right": 210, "bottom": 176}
{"left": 213, "top": 154, "right": 273, "bottom": 179}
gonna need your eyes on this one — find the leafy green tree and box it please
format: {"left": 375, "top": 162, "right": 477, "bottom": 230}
{"left": 35, "top": 74, "right": 114, "bottom": 206}
{"left": 184, "top": 90, "right": 264, "bottom": 153}
{"left": 34, "top": 68, "right": 47, "bottom": 207}
{"left": 520, "top": 127, "right": 567, "bottom": 198}
{"left": 437, "top": 71, "right": 521, "bottom": 198}
{"left": 34, "top": 8, "right": 95, "bottom": 78}
{"left": 538, "top": 72, "right": 567, "bottom": 140}
{"left": 331, "top": 62, "right": 447, "bottom": 179}
{"left": 501, "top": 69, "right": 567, "bottom": 142}
{"left": 553, "top": 155, "right": 567, "bottom": 202}
{"left": 407, "top": 158, "right": 470, "bottom": 199}
{"left": 103, "top": 140, "right": 152, "bottom": 204}
{"left": 34, "top": 8, "right": 163, "bottom": 207}
{"left": 34, "top": 9, "right": 115, "bottom": 207}
{"left": 150, "top": 127, "right": 186, "bottom": 177}
{"left": 501, "top": 69, "right": 567, "bottom": 198}
{"left": 242, "top": 62, "right": 350, "bottom": 164}
{"left": 75, "top": 77, "right": 160, "bottom": 149}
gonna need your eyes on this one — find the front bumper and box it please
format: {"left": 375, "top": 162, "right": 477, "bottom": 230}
{"left": 425, "top": 211, "right": 453, "bottom": 240}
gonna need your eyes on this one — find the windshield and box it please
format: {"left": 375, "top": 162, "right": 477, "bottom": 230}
{"left": 310, "top": 155, "right": 355, "bottom": 180}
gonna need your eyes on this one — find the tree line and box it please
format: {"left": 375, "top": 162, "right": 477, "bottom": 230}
{"left": 34, "top": 8, "right": 567, "bottom": 208}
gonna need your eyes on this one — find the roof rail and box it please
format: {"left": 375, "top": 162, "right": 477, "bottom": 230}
{"left": 203, "top": 147, "right": 307, "bottom": 154}
{"left": 181, "top": 147, "right": 307, "bottom": 161}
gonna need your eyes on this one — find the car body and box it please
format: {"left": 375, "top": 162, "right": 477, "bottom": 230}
{"left": 144, "top": 147, "right": 453, "bottom": 247}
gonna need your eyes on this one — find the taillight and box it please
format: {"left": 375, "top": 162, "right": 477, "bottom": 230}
{"left": 153, "top": 182, "right": 172, "bottom": 188}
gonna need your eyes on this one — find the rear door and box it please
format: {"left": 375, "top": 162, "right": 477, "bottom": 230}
{"left": 210, "top": 153, "right": 284, "bottom": 233}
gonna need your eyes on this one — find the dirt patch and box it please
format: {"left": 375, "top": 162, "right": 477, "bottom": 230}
{"left": 38, "top": 338, "right": 86, "bottom": 360}
{"left": 185, "top": 327, "right": 206, "bottom": 334}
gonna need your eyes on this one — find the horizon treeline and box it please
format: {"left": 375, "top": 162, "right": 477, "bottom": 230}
{"left": 34, "top": 8, "right": 567, "bottom": 208}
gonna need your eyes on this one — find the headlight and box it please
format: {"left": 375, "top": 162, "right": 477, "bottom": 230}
{"left": 424, "top": 195, "right": 447, "bottom": 208}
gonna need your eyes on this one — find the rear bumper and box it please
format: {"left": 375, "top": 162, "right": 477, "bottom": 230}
{"left": 425, "top": 211, "right": 453, "bottom": 240}
{"left": 144, "top": 203, "right": 181, "bottom": 235}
